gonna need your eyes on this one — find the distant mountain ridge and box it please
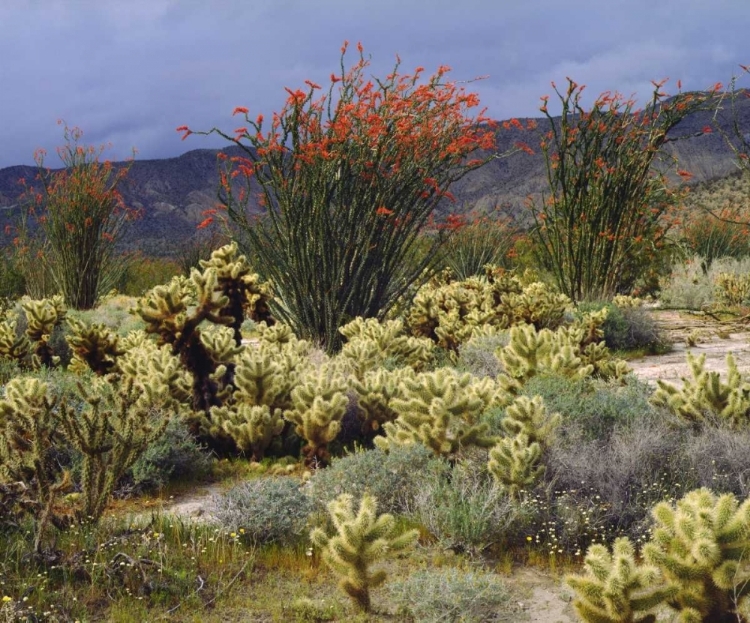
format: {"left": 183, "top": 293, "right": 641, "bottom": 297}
{"left": 1, "top": 93, "right": 748, "bottom": 256}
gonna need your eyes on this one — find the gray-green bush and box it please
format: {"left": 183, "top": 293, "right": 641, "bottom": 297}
{"left": 213, "top": 477, "right": 314, "bottom": 546}
{"left": 305, "top": 444, "right": 437, "bottom": 515}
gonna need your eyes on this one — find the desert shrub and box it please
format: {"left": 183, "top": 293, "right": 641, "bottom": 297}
{"left": 406, "top": 459, "right": 521, "bottom": 554}
{"left": 544, "top": 416, "right": 688, "bottom": 547}
{"left": 119, "top": 255, "right": 181, "bottom": 297}
{"left": 520, "top": 373, "right": 655, "bottom": 441}
{"left": 129, "top": 417, "right": 213, "bottom": 493}
{"left": 680, "top": 425, "right": 750, "bottom": 498}
{"left": 440, "top": 213, "right": 519, "bottom": 280}
{"left": 539, "top": 412, "right": 750, "bottom": 553}
{"left": 305, "top": 444, "right": 437, "bottom": 515}
{"left": 66, "top": 294, "right": 144, "bottom": 337}
{"left": 387, "top": 567, "right": 512, "bottom": 623}
{"left": 455, "top": 332, "right": 507, "bottom": 378}
{"left": 576, "top": 301, "right": 668, "bottom": 353}
{"left": 0, "top": 358, "right": 21, "bottom": 386}
{"left": 213, "top": 476, "right": 314, "bottom": 546}
{"left": 660, "top": 255, "right": 750, "bottom": 309}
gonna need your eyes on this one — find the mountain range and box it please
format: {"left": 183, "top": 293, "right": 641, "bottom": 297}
{"left": 1, "top": 92, "right": 747, "bottom": 257}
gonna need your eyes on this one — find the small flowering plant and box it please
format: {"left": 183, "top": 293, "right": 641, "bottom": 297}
{"left": 181, "top": 42, "right": 523, "bottom": 351}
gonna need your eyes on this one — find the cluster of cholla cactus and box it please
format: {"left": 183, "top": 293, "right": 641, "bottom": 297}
{"left": 284, "top": 363, "right": 349, "bottom": 467}
{"left": 59, "top": 373, "right": 172, "bottom": 522}
{"left": 567, "top": 537, "right": 675, "bottom": 623}
{"left": 375, "top": 367, "right": 499, "bottom": 457}
{"left": 407, "top": 266, "right": 571, "bottom": 352}
{"left": 207, "top": 325, "right": 311, "bottom": 458}
{"left": 349, "top": 367, "right": 413, "bottom": 435}
{"left": 66, "top": 317, "right": 123, "bottom": 375}
{"left": 310, "top": 493, "right": 418, "bottom": 612}
{"left": 134, "top": 243, "right": 272, "bottom": 413}
{"left": 0, "top": 296, "right": 66, "bottom": 369}
{"left": 0, "top": 346, "right": 177, "bottom": 547}
{"left": 198, "top": 241, "right": 274, "bottom": 343}
{"left": 338, "top": 317, "right": 433, "bottom": 375}
{"left": 496, "top": 313, "right": 630, "bottom": 395}
{"left": 567, "top": 488, "right": 750, "bottom": 622}
{"left": 0, "top": 378, "right": 70, "bottom": 552}
{"left": 487, "top": 395, "right": 561, "bottom": 498}
{"left": 651, "top": 353, "right": 750, "bottom": 428}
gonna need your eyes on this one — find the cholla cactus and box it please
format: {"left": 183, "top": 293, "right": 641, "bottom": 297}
{"left": 0, "top": 318, "right": 30, "bottom": 365}
{"left": 566, "top": 537, "right": 675, "bottom": 623}
{"left": 487, "top": 434, "right": 543, "bottom": 498}
{"left": 651, "top": 353, "right": 750, "bottom": 428}
{"left": 502, "top": 281, "right": 571, "bottom": 329}
{"left": 285, "top": 365, "right": 350, "bottom": 466}
{"left": 375, "top": 368, "right": 497, "bottom": 456}
{"left": 497, "top": 322, "right": 629, "bottom": 394}
{"left": 199, "top": 241, "right": 274, "bottom": 343}
{"left": 134, "top": 267, "right": 233, "bottom": 412}
{"left": 613, "top": 294, "right": 644, "bottom": 309}
{"left": 406, "top": 268, "right": 571, "bottom": 352}
{"left": 310, "top": 493, "right": 418, "bottom": 612}
{"left": 488, "top": 395, "right": 561, "bottom": 496}
{"left": 0, "top": 377, "right": 69, "bottom": 551}
{"left": 210, "top": 404, "right": 284, "bottom": 461}
{"left": 21, "top": 295, "right": 66, "bottom": 368}
{"left": 643, "top": 488, "right": 750, "bottom": 622}
{"left": 350, "top": 368, "right": 412, "bottom": 434}
{"left": 339, "top": 317, "right": 433, "bottom": 374}
{"left": 59, "top": 373, "right": 172, "bottom": 522}
{"left": 715, "top": 272, "right": 750, "bottom": 307}
{"left": 500, "top": 395, "right": 561, "bottom": 445}
{"left": 118, "top": 343, "right": 193, "bottom": 407}
{"left": 66, "top": 317, "right": 123, "bottom": 375}
{"left": 205, "top": 343, "right": 303, "bottom": 454}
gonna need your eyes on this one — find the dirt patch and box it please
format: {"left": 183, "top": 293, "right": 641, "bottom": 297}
{"left": 509, "top": 568, "right": 575, "bottom": 623}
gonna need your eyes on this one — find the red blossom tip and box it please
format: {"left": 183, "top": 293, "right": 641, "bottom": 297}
{"left": 232, "top": 106, "right": 249, "bottom": 116}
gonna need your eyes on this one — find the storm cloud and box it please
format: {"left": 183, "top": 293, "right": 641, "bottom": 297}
{"left": 0, "top": 0, "right": 747, "bottom": 168}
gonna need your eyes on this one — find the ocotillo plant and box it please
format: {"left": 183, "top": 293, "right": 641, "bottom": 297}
{"left": 531, "top": 78, "right": 718, "bottom": 301}
{"left": 180, "top": 42, "right": 528, "bottom": 352}
{"left": 19, "top": 122, "right": 137, "bottom": 309}
{"left": 310, "top": 493, "right": 418, "bottom": 612}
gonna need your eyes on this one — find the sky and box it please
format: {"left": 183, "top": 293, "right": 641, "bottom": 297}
{"left": 0, "top": 0, "right": 748, "bottom": 168}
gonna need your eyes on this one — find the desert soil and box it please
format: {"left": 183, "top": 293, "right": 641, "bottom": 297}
{"left": 154, "top": 308, "right": 750, "bottom": 622}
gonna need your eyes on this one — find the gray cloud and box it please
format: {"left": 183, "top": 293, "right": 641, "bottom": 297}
{"left": 1, "top": 0, "right": 748, "bottom": 167}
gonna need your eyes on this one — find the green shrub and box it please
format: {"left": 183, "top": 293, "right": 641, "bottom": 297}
{"left": 455, "top": 332, "right": 507, "bottom": 378}
{"left": 521, "top": 373, "right": 656, "bottom": 440}
{"left": 305, "top": 444, "right": 437, "bottom": 515}
{"left": 407, "top": 459, "right": 520, "bottom": 554}
{"left": 129, "top": 417, "right": 213, "bottom": 492}
{"left": 576, "top": 301, "right": 668, "bottom": 353}
{"left": 213, "top": 476, "right": 314, "bottom": 546}
{"left": 387, "top": 567, "right": 513, "bottom": 623}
